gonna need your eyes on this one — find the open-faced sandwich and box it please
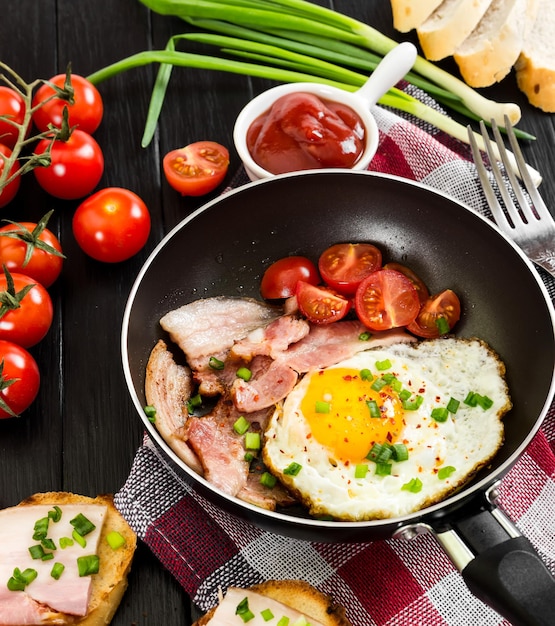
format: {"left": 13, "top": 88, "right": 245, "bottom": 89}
{"left": 0, "top": 492, "right": 136, "bottom": 625}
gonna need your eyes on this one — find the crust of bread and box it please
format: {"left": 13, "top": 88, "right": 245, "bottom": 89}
{"left": 390, "top": 0, "right": 443, "bottom": 32}
{"left": 417, "top": 0, "right": 494, "bottom": 60}
{"left": 193, "top": 579, "right": 352, "bottom": 626}
{"left": 18, "top": 492, "right": 137, "bottom": 625}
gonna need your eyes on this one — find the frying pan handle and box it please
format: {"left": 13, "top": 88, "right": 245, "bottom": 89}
{"left": 432, "top": 486, "right": 555, "bottom": 626}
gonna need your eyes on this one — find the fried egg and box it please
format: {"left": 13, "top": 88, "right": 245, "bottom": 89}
{"left": 263, "top": 337, "right": 511, "bottom": 521}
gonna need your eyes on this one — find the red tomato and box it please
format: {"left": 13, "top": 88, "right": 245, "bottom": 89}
{"left": 33, "top": 129, "right": 104, "bottom": 200}
{"left": 163, "top": 141, "right": 229, "bottom": 196}
{"left": 0, "top": 86, "right": 26, "bottom": 148}
{"left": 260, "top": 256, "right": 319, "bottom": 299}
{"left": 0, "top": 143, "right": 21, "bottom": 208}
{"left": 355, "top": 268, "right": 420, "bottom": 331}
{"left": 407, "top": 289, "right": 461, "bottom": 338}
{"left": 0, "top": 213, "right": 64, "bottom": 287}
{"left": 72, "top": 187, "right": 151, "bottom": 263}
{"left": 32, "top": 73, "right": 103, "bottom": 134}
{"left": 318, "top": 242, "right": 382, "bottom": 296}
{"left": 0, "top": 271, "right": 53, "bottom": 347}
{"left": 0, "top": 340, "right": 40, "bottom": 418}
{"left": 383, "top": 262, "right": 429, "bottom": 305}
{"left": 296, "top": 280, "right": 351, "bottom": 325}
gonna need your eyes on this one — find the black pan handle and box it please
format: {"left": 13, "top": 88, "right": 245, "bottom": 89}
{"left": 431, "top": 484, "right": 555, "bottom": 626}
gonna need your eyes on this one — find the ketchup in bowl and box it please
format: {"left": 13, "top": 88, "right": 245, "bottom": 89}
{"left": 246, "top": 92, "right": 366, "bottom": 175}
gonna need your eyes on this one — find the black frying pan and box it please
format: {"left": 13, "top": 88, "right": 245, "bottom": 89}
{"left": 122, "top": 171, "right": 555, "bottom": 625}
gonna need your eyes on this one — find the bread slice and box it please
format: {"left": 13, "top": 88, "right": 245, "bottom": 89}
{"left": 515, "top": 0, "right": 555, "bottom": 111}
{"left": 194, "top": 579, "right": 352, "bottom": 626}
{"left": 453, "top": 0, "right": 533, "bottom": 86}
{"left": 417, "top": 0, "right": 494, "bottom": 60}
{"left": 390, "top": 0, "right": 444, "bottom": 32}
{"left": 15, "top": 492, "right": 137, "bottom": 626}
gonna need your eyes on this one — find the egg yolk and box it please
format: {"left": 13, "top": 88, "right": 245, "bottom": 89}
{"left": 300, "top": 367, "right": 405, "bottom": 463}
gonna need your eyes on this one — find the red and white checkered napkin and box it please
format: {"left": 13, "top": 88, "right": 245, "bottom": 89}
{"left": 115, "top": 88, "right": 555, "bottom": 626}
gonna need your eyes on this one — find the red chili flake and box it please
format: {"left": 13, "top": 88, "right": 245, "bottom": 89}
{"left": 343, "top": 374, "right": 354, "bottom": 381}
{"left": 386, "top": 431, "right": 393, "bottom": 442}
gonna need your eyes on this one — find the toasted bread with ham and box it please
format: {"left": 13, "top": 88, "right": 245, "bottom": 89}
{"left": 0, "top": 492, "right": 136, "bottom": 626}
{"left": 194, "top": 579, "right": 352, "bottom": 626}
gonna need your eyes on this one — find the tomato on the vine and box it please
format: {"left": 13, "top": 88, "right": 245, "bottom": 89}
{"left": 0, "top": 212, "right": 64, "bottom": 287}
{"left": 33, "top": 129, "right": 104, "bottom": 200}
{"left": 355, "top": 268, "right": 420, "bottom": 331}
{"left": 318, "top": 242, "right": 382, "bottom": 296}
{"left": 163, "top": 141, "right": 229, "bottom": 196}
{"left": 0, "top": 86, "right": 26, "bottom": 148}
{"left": 72, "top": 187, "right": 151, "bottom": 263}
{"left": 0, "top": 143, "right": 21, "bottom": 208}
{"left": 260, "top": 256, "right": 319, "bottom": 300}
{"left": 407, "top": 289, "right": 461, "bottom": 338}
{"left": 0, "top": 270, "right": 54, "bottom": 348}
{"left": 296, "top": 281, "right": 351, "bottom": 325}
{"left": 0, "top": 340, "right": 40, "bottom": 418}
{"left": 32, "top": 73, "right": 103, "bottom": 135}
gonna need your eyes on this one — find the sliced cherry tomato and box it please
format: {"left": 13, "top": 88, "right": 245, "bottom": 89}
{"left": 296, "top": 280, "right": 351, "bottom": 325}
{"left": 34, "top": 129, "right": 104, "bottom": 200}
{"left": 0, "top": 143, "right": 21, "bottom": 208}
{"left": 355, "top": 268, "right": 420, "bottom": 331}
{"left": 32, "top": 73, "right": 103, "bottom": 135}
{"left": 383, "top": 261, "right": 429, "bottom": 305}
{"left": 0, "top": 340, "right": 40, "bottom": 418}
{"left": 163, "top": 141, "right": 229, "bottom": 197}
{"left": 0, "top": 86, "right": 26, "bottom": 148}
{"left": 72, "top": 187, "right": 151, "bottom": 263}
{"left": 0, "top": 270, "right": 54, "bottom": 347}
{"left": 0, "top": 212, "right": 64, "bottom": 287}
{"left": 407, "top": 289, "right": 461, "bottom": 338}
{"left": 318, "top": 242, "right": 382, "bottom": 296}
{"left": 260, "top": 256, "right": 319, "bottom": 300}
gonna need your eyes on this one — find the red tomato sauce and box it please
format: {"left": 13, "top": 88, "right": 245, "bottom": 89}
{"left": 246, "top": 92, "right": 366, "bottom": 174}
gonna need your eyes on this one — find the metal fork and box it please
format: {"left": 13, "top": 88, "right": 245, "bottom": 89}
{"left": 467, "top": 116, "right": 555, "bottom": 279}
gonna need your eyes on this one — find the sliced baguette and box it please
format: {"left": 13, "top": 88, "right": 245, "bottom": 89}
{"left": 417, "top": 0, "right": 494, "bottom": 60}
{"left": 16, "top": 492, "right": 137, "bottom": 626}
{"left": 453, "top": 0, "right": 533, "bottom": 87}
{"left": 390, "top": 0, "right": 444, "bottom": 32}
{"left": 194, "top": 579, "right": 352, "bottom": 626}
{"left": 515, "top": 0, "right": 555, "bottom": 111}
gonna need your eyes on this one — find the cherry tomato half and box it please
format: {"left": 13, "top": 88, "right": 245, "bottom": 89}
{"left": 0, "top": 340, "right": 40, "bottom": 418}
{"left": 296, "top": 280, "right": 351, "bottom": 325}
{"left": 355, "top": 268, "right": 420, "bottom": 331}
{"left": 72, "top": 187, "right": 151, "bottom": 263}
{"left": 34, "top": 129, "right": 104, "bottom": 200}
{"left": 0, "top": 214, "right": 64, "bottom": 287}
{"left": 260, "top": 256, "right": 319, "bottom": 300}
{"left": 383, "top": 261, "right": 429, "bottom": 305}
{"left": 407, "top": 289, "right": 462, "bottom": 338}
{"left": 0, "top": 86, "right": 26, "bottom": 148}
{"left": 318, "top": 242, "right": 382, "bottom": 296}
{"left": 32, "top": 73, "right": 103, "bottom": 135}
{"left": 163, "top": 141, "right": 229, "bottom": 197}
{"left": 0, "top": 143, "right": 21, "bottom": 208}
{"left": 0, "top": 272, "right": 54, "bottom": 348}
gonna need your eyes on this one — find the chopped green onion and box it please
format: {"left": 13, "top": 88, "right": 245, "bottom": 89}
{"left": 366, "top": 399, "right": 381, "bottom": 418}
{"left": 260, "top": 472, "right": 277, "bottom": 488}
{"left": 477, "top": 394, "right": 494, "bottom": 410}
{"left": 59, "top": 537, "right": 74, "bottom": 549}
{"left": 261, "top": 608, "right": 274, "bottom": 621}
{"left": 72, "top": 530, "right": 87, "bottom": 548}
{"left": 354, "top": 463, "right": 368, "bottom": 478}
{"left": 233, "top": 415, "right": 250, "bottom": 435}
{"left": 399, "top": 389, "right": 412, "bottom": 402}
{"left": 187, "top": 393, "right": 203, "bottom": 414}
{"left": 402, "top": 477, "right": 423, "bottom": 493}
{"left": 446, "top": 397, "right": 460, "bottom": 414}
{"left": 431, "top": 407, "right": 449, "bottom": 422}
{"left": 435, "top": 316, "right": 450, "bottom": 335}
{"left": 70, "top": 513, "right": 96, "bottom": 537}
{"left": 292, "top": 618, "right": 310, "bottom": 626}
{"left": 381, "top": 372, "right": 395, "bottom": 384}
{"left": 283, "top": 461, "right": 302, "bottom": 476}
{"left": 438, "top": 466, "right": 456, "bottom": 480}
{"left": 370, "top": 377, "right": 386, "bottom": 392}
{"left": 7, "top": 575, "right": 26, "bottom": 592}
{"left": 106, "top": 531, "right": 126, "bottom": 550}
{"left": 359, "top": 368, "right": 372, "bottom": 381}
{"left": 144, "top": 405, "right": 157, "bottom": 422}
{"left": 358, "top": 332, "right": 372, "bottom": 341}
{"left": 375, "top": 359, "right": 392, "bottom": 371}
{"left": 77, "top": 555, "right": 100, "bottom": 577}
{"left": 463, "top": 391, "right": 478, "bottom": 407}
{"left": 236, "top": 366, "right": 252, "bottom": 381}
{"left": 28, "top": 544, "right": 46, "bottom": 560}
{"left": 236, "top": 597, "right": 255, "bottom": 622}
{"left": 245, "top": 431, "right": 261, "bottom": 450}
{"left": 48, "top": 506, "right": 62, "bottom": 523}
{"left": 277, "top": 618, "right": 291, "bottom": 626}
{"left": 244, "top": 452, "right": 255, "bottom": 463}
{"left": 209, "top": 356, "right": 225, "bottom": 370}
{"left": 7, "top": 567, "right": 37, "bottom": 591}
{"left": 392, "top": 443, "right": 409, "bottom": 462}
{"left": 32, "top": 517, "right": 49, "bottom": 541}
{"left": 366, "top": 442, "right": 392, "bottom": 464}
{"left": 50, "top": 562, "right": 65, "bottom": 580}
{"left": 315, "top": 400, "right": 331, "bottom": 413}
{"left": 375, "top": 462, "right": 392, "bottom": 476}
{"left": 402, "top": 395, "right": 424, "bottom": 411}
{"left": 41, "top": 552, "right": 54, "bottom": 561}
{"left": 41, "top": 538, "right": 56, "bottom": 551}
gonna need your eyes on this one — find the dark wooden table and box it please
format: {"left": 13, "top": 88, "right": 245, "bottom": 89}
{"left": 0, "top": 2, "right": 553, "bottom": 624}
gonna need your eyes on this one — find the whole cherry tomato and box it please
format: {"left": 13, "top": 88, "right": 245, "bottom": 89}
{"left": 72, "top": 187, "right": 151, "bottom": 263}
{"left": 33, "top": 129, "right": 104, "bottom": 200}
{"left": 0, "top": 86, "right": 26, "bottom": 148}
{"left": 32, "top": 73, "right": 103, "bottom": 134}
{"left": 0, "top": 339, "right": 40, "bottom": 418}
{"left": 0, "top": 143, "right": 21, "bottom": 208}
{"left": 260, "top": 256, "right": 320, "bottom": 300}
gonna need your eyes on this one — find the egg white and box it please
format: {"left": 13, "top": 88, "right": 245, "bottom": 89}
{"left": 263, "top": 337, "right": 511, "bottom": 521}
